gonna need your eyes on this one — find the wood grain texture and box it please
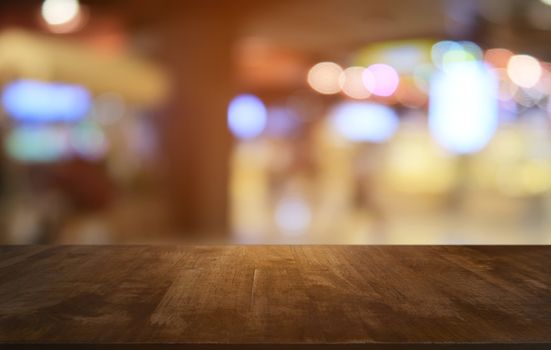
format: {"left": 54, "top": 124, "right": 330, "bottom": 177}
{"left": 0, "top": 246, "right": 550, "bottom": 349}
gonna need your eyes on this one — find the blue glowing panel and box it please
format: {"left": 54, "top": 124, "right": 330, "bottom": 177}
{"left": 2, "top": 80, "right": 91, "bottom": 122}
{"left": 330, "top": 102, "right": 399, "bottom": 143}
{"left": 429, "top": 62, "right": 498, "bottom": 154}
{"left": 228, "top": 94, "right": 267, "bottom": 139}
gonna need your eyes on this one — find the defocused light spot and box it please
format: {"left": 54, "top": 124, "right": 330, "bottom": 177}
{"left": 442, "top": 49, "right": 476, "bottom": 65}
{"left": 228, "top": 94, "right": 267, "bottom": 139}
{"left": 275, "top": 196, "right": 311, "bottom": 235}
{"left": 431, "top": 41, "right": 463, "bottom": 68}
{"left": 353, "top": 40, "right": 433, "bottom": 75}
{"left": 432, "top": 41, "right": 481, "bottom": 70}
{"left": 41, "top": 0, "right": 80, "bottom": 25}
{"left": 364, "top": 64, "right": 399, "bottom": 97}
{"left": 330, "top": 102, "right": 399, "bottom": 142}
{"left": 429, "top": 62, "right": 498, "bottom": 154}
{"left": 70, "top": 122, "right": 108, "bottom": 160}
{"left": 460, "top": 41, "right": 483, "bottom": 61}
{"left": 507, "top": 55, "right": 542, "bottom": 88}
{"left": 540, "top": 0, "right": 551, "bottom": 6}
{"left": 2, "top": 80, "right": 91, "bottom": 122}
{"left": 6, "top": 126, "right": 69, "bottom": 163}
{"left": 339, "top": 66, "right": 371, "bottom": 99}
{"left": 307, "top": 62, "right": 343, "bottom": 94}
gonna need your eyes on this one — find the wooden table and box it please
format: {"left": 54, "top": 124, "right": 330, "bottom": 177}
{"left": 0, "top": 246, "right": 550, "bottom": 349}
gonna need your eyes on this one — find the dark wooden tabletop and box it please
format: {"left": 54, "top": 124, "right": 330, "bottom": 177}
{"left": 0, "top": 245, "right": 550, "bottom": 349}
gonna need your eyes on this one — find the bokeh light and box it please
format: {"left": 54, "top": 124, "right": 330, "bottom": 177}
{"left": 364, "top": 64, "right": 399, "bottom": 97}
{"left": 70, "top": 122, "right": 108, "bottom": 160}
{"left": 353, "top": 40, "right": 433, "bottom": 75}
{"left": 339, "top": 66, "right": 371, "bottom": 99}
{"left": 6, "top": 126, "right": 69, "bottom": 163}
{"left": 459, "top": 41, "right": 483, "bottom": 61}
{"left": 228, "top": 94, "right": 268, "bottom": 139}
{"left": 41, "top": 0, "right": 86, "bottom": 33}
{"left": 431, "top": 40, "right": 463, "bottom": 67}
{"left": 2, "top": 80, "right": 91, "bottom": 122}
{"left": 275, "top": 195, "right": 312, "bottom": 235}
{"left": 484, "top": 48, "right": 514, "bottom": 69}
{"left": 429, "top": 61, "right": 498, "bottom": 154}
{"left": 432, "top": 41, "right": 482, "bottom": 70}
{"left": 307, "top": 62, "right": 343, "bottom": 95}
{"left": 507, "top": 55, "right": 542, "bottom": 88}
{"left": 330, "top": 101, "right": 399, "bottom": 142}
{"left": 41, "top": 0, "right": 80, "bottom": 25}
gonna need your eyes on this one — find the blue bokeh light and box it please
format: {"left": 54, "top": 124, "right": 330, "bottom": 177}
{"left": 228, "top": 94, "right": 267, "bottom": 139}
{"left": 330, "top": 102, "right": 399, "bottom": 143}
{"left": 429, "top": 61, "right": 498, "bottom": 154}
{"left": 2, "top": 80, "right": 91, "bottom": 122}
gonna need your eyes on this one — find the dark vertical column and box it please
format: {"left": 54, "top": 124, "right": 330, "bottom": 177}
{"left": 158, "top": 2, "right": 238, "bottom": 237}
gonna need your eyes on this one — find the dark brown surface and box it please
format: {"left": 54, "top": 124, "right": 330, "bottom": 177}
{"left": 0, "top": 245, "right": 550, "bottom": 349}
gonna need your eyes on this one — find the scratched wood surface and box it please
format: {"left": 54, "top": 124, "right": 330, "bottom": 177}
{"left": 0, "top": 246, "right": 550, "bottom": 349}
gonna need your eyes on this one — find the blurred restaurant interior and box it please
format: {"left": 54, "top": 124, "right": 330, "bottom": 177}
{"left": 1, "top": 0, "right": 551, "bottom": 245}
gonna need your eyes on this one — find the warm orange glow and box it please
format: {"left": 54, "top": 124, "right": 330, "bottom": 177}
{"left": 484, "top": 48, "right": 514, "bottom": 69}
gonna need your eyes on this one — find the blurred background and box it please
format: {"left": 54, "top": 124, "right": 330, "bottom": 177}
{"left": 1, "top": 0, "right": 551, "bottom": 244}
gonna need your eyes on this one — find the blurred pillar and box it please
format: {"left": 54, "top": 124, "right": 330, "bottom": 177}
{"left": 157, "top": 2, "right": 238, "bottom": 237}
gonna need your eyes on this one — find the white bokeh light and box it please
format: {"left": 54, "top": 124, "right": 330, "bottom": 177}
{"left": 307, "top": 62, "right": 343, "bottom": 95}
{"left": 507, "top": 55, "right": 542, "bottom": 88}
{"left": 275, "top": 196, "right": 312, "bottom": 235}
{"left": 330, "top": 102, "right": 399, "bottom": 143}
{"left": 429, "top": 62, "right": 498, "bottom": 154}
{"left": 41, "top": 0, "right": 80, "bottom": 26}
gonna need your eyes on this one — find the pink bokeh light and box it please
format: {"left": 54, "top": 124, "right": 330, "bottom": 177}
{"left": 363, "top": 63, "right": 400, "bottom": 97}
